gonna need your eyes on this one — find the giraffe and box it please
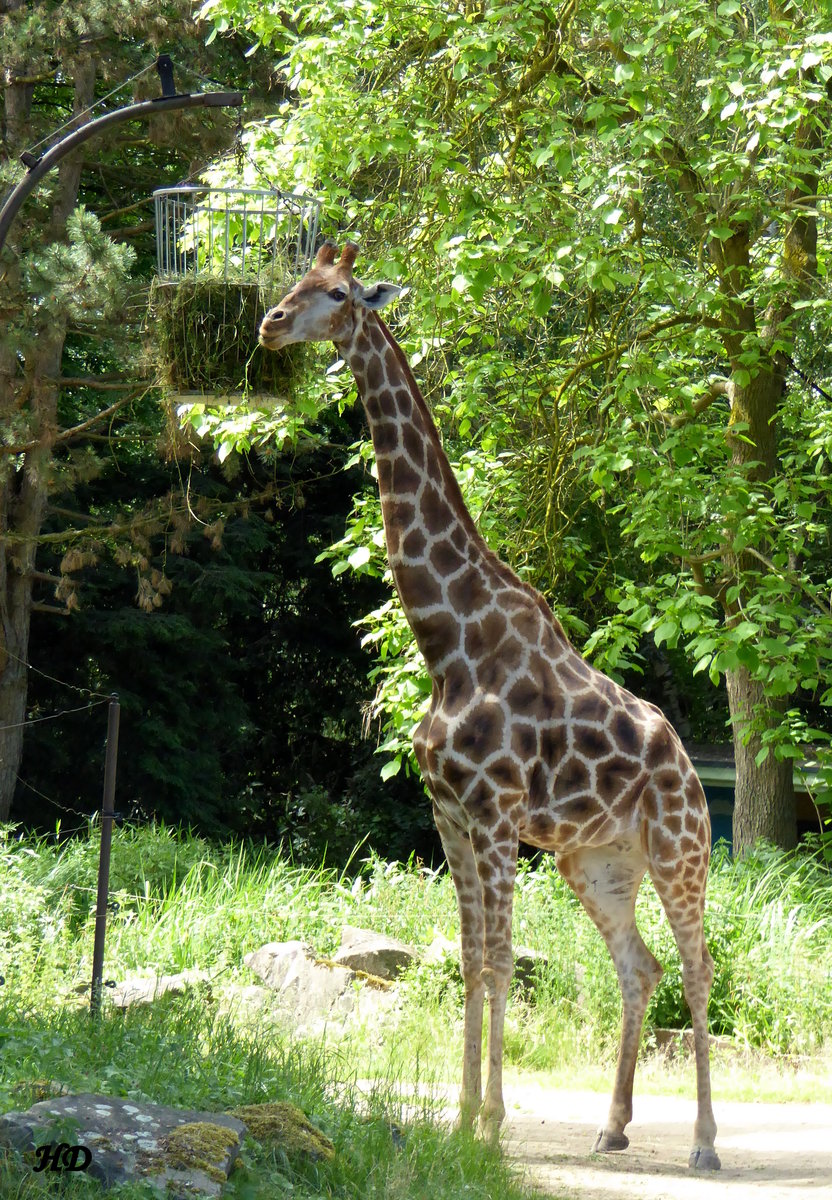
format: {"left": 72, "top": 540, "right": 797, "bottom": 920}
{"left": 259, "top": 242, "right": 721, "bottom": 1171}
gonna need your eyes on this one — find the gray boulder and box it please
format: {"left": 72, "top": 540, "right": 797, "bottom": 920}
{"left": 0, "top": 1094, "right": 244, "bottom": 1197}
{"left": 106, "top": 969, "right": 211, "bottom": 1008}
{"left": 332, "top": 925, "right": 417, "bottom": 980}
{"left": 243, "top": 939, "right": 397, "bottom": 1034}
{"left": 243, "top": 940, "right": 311, "bottom": 992}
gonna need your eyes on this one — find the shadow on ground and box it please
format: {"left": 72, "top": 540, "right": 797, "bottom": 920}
{"left": 503, "top": 1085, "right": 832, "bottom": 1200}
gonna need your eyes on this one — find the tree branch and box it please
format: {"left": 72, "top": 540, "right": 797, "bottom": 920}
{"left": 49, "top": 376, "right": 153, "bottom": 390}
{"left": 108, "top": 222, "right": 154, "bottom": 240}
{"left": 548, "top": 312, "right": 721, "bottom": 411}
{"left": 688, "top": 558, "right": 718, "bottom": 600}
{"left": 2, "top": 392, "right": 144, "bottom": 455}
{"left": 99, "top": 198, "right": 153, "bottom": 223}
{"left": 671, "top": 375, "right": 734, "bottom": 428}
{"left": 47, "top": 506, "right": 93, "bottom": 524}
{"left": 743, "top": 545, "right": 831, "bottom": 619}
{"left": 681, "top": 548, "right": 724, "bottom": 566}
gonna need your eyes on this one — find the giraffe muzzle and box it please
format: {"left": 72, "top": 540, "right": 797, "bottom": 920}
{"left": 258, "top": 310, "right": 288, "bottom": 349}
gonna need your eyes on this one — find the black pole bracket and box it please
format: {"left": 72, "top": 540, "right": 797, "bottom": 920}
{"left": 155, "top": 55, "right": 179, "bottom": 100}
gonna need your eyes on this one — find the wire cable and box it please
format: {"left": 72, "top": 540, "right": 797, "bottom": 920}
{"left": 1, "top": 645, "right": 113, "bottom": 702}
{"left": 22, "top": 62, "right": 158, "bottom": 159}
{"left": 0, "top": 697, "right": 108, "bottom": 733}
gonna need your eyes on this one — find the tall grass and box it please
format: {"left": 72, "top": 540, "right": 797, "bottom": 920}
{"left": 0, "top": 990, "right": 532, "bottom": 1199}
{"left": 0, "top": 830, "right": 540, "bottom": 1199}
{"left": 2, "top": 824, "right": 831, "bottom": 1060}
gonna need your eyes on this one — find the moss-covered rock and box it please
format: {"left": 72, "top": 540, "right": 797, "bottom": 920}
{"left": 229, "top": 1102, "right": 334, "bottom": 1161}
{"left": 0, "top": 1094, "right": 246, "bottom": 1196}
{"left": 159, "top": 1121, "right": 242, "bottom": 1184}
{"left": 314, "top": 957, "right": 394, "bottom": 990}
{"left": 10, "top": 1079, "right": 69, "bottom": 1103}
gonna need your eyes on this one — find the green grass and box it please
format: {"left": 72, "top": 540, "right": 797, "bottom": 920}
{"left": 0, "top": 823, "right": 831, "bottom": 1195}
{"left": 0, "top": 994, "right": 532, "bottom": 1199}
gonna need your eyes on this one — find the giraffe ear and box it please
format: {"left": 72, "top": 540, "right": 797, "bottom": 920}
{"left": 357, "top": 282, "right": 403, "bottom": 310}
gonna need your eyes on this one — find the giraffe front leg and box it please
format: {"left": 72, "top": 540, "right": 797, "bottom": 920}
{"left": 478, "top": 960, "right": 511, "bottom": 1143}
{"left": 433, "top": 804, "right": 485, "bottom": 1129}
{"left": 474, "top": 826, "right": 519, "bottom": 1144}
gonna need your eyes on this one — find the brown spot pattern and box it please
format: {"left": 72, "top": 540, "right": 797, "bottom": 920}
{"left": 448, "top": 567, "right": 491, "bottom": 615}
{"left": 555, "top": 756, "right": 591, "bottom": 798}
{"left": 402, "top": 422, "right": 425, "bottom": 468}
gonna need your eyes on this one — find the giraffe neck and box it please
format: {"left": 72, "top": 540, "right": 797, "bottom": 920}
{"left": 337, "top": 310, "right": 516, "bottom": 674}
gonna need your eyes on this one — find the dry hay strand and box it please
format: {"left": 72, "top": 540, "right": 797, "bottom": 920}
{"left": 148, "top": 275, "right": 307, "bottom": 395}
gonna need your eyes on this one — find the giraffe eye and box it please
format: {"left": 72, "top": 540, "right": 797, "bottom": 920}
{"left": 329, "top": 288, "right": 348, "bottom": 302}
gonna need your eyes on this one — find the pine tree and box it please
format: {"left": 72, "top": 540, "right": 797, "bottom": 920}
{"left": 0, "top": 1, "right": 265, "bottom": 819}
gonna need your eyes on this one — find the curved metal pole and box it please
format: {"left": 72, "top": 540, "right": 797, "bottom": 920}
{"left": 0, "top": 87, "right": 243, "bottom": 253}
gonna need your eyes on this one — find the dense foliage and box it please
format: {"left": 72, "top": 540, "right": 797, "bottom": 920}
{"left": 197, "top": 0, "right": 832, "bottom": 851}
{"left": 4, "top": 0, "right": 832, "bottom": 858}
{"left": 21, "top": 406, "right": 434, "bottom": 858}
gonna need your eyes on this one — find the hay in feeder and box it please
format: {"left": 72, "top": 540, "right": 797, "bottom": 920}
{"left": 149, "top": 275, "right": 305, "bottom": 396}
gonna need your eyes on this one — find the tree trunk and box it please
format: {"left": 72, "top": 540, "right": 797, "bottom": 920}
{"left": 0, "top": 593, "right": 32, "bottom": 821}
{"left": 713, "top": 215, "right": 799, "bottom": 851}
{"left": 719, "top": 361, "right": 798, "bottom": 852}
{"left": 0, "top": 363, "right": 62, "bottom": 819}
{"left": 725, "top": 665, "right": 796, "bottom": 853}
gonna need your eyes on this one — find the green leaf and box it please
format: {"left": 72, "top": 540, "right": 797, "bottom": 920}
{"left": 671, "top": 444, "right": 695, "bottom": 467}
{"left": 653, "top": 619, "right": 679, "bottom": 648}
{"left": 531, "top": 146, "right": 555, "bottom": 167}
{"left": 532, "top": 287, "right": 552, "bottom": 318}
{"left": 380, "top": 757, "right": 402, "bottom": 781}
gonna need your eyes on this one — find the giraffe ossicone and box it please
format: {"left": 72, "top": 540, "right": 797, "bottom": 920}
{"left": 259, "top": 242, "right": 721, "bottom": 1171}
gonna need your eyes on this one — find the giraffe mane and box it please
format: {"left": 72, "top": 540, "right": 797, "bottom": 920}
{"left": 369, "top": 312, "right": 568, "bottom": 637}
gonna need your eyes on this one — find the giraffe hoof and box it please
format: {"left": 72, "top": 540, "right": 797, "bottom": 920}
{"left": 689, "top": 1146, "right": 721, "bottom": 1171}
{"left": 593, "top": 1129, "right": 629, "bottom": 1153}
{"left": 477, "top": 1119, "right": 501, "bottom": 1146}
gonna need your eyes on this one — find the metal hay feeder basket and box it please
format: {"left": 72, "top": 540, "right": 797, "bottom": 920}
{"left": 154, "top": 184, "right": 321, "bottom": 290}
{"left": 151, "top": 184, "right": 321, "bottom": 398}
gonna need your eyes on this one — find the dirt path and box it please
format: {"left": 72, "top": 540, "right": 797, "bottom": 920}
{"left": 502, "top": 1083, "right": 832, "bottom": 1200}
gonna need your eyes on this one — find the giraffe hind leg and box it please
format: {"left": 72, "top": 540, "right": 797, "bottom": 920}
{"left": 649, "top": 835, "right": 721, "bottom": 1171}
{"left": 558, "top": 837, "right": 663, "bottom": 1154}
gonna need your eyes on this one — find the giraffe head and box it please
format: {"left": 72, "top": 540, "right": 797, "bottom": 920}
{"left": 259, "top": 242, "right": 401, "bottom": 351}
